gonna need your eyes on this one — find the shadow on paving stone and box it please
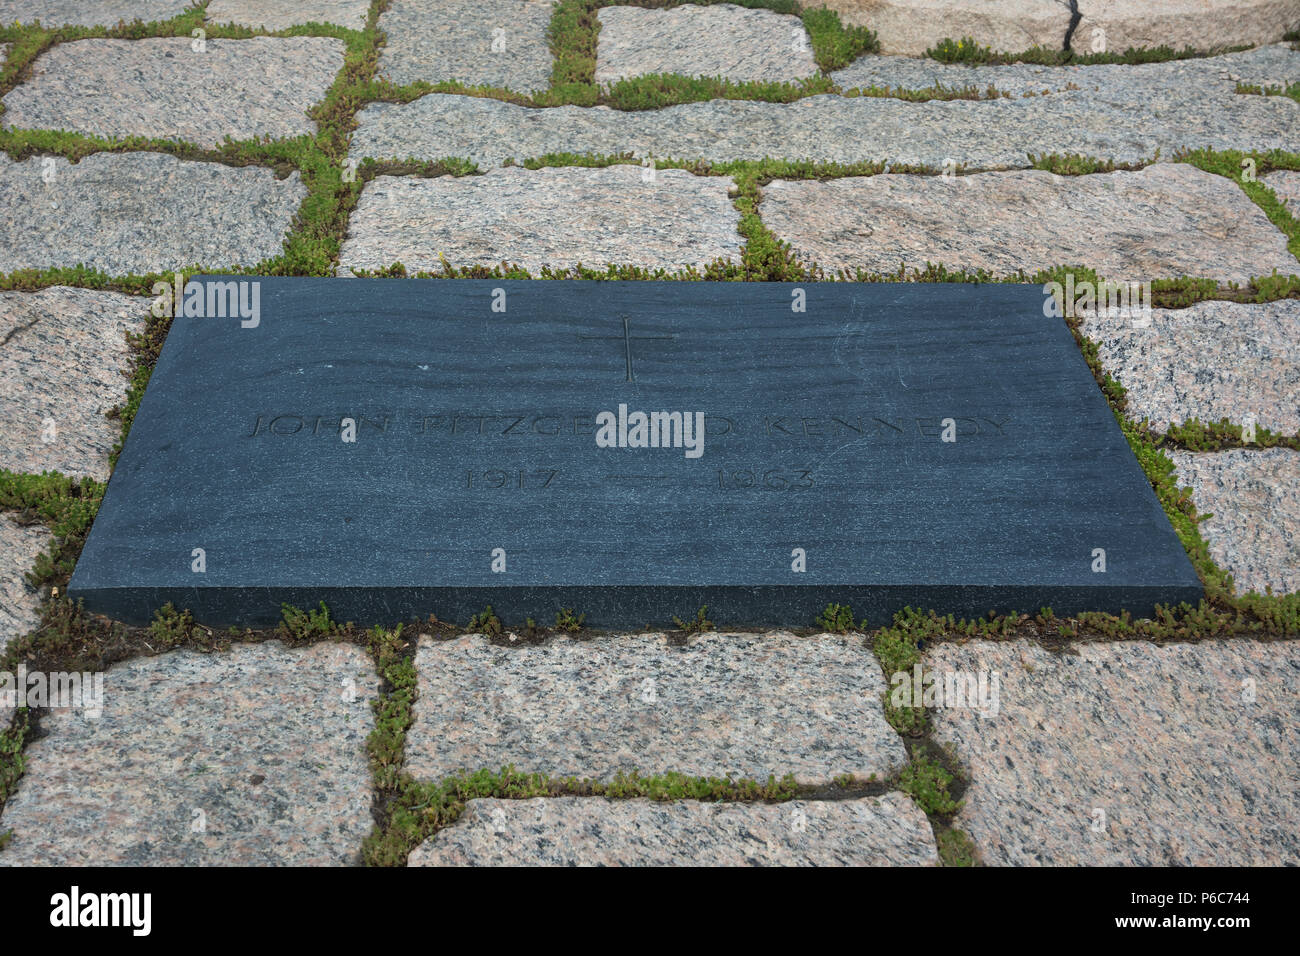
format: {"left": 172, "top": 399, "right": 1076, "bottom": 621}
{"left": 408, "top": 794, "right": 940, "bottom": 866}
{"left": 926, "top": 639, "right": 1300, "bottom": 865}
{"left": 0, "top": 643, "right": 379, "bottom": 866}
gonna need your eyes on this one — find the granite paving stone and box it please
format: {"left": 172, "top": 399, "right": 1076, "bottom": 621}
{"left": 815, "top": 0, "right": 1072, "bottom": 56}
{"left": 1170, "top": 448, "right": 1300, "bottom": 596}
{"left": 594, "top": 4, "right": 819, "bottom": 85}
{"left": 0, "top": 288, "right": 147, "bottom": 481}
{"left": 0, "top": 515, "right": 49, "bottom": 658}
{"left": 1081, "top": 300, "right": 1300, "bottom": 435}
{"left": 405, "top": 632, "right": 907, "bottom": 785}
{"left": 819, "top": 0, "right": 1296, "bottom": 56}
{"left": 1077, "top": 0, "right": 1298, "bottom": 56}
{"left": 927, "top": 638, "right": 1300, "bottom": 866}
{"left": 1, "top": 37, "right": 345, "bottom": 148}
{"left": 205, "top": 0, "right": 371, "bottom": 30}
{"left": 338, "top": 165, "right": 742, "bottom": 275}
{"left": 1266, "top": 169, "right": 1300, "bottom": 210}
{"left": 348, "top": 77, "right": 1297, "bottom": 170}
{"left": 831, "top": 41, "right": 1298, "bottom": 97}
{"left": 0, "top": 642, "right": 380, "bottom": 865}
{"left": 759, "top": 164, "right": 1296, "bottom": 282}
{"left": 0, "top": 1, "right": 189, "bottom": 26}
{"left": 409, "top": 794, "right": 939, "bottom": 866}
{"left": 0, "top": 152, "right": 305, "bottom": 276}
{"left": 376, "top": 0, "right": 554, "bottom": 92}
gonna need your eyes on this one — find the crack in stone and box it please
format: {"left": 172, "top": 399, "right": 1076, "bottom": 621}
{"left": 1061, "top": 0, "right": 1083, "bottom": 52}
{"left": 0, "top": 313, "right": 43, "bottom": 348}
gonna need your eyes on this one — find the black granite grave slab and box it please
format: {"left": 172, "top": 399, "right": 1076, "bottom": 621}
{"left": 69, "top": 279, "right": 1202, "bottom": 627}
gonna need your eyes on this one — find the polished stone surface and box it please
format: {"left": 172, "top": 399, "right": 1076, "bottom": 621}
{"left": 69, "top": 279, "right": 1200, "bottom": 627}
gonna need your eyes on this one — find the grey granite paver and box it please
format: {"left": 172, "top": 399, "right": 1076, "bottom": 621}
{"left": 2, "top": 37, "right": 344, "bottom": 148}
{"left": 0, "top": 152, "right": 305, "bottom": 276}
{"left": 339, "top": 165, "right": 742, "bottom": 275}
{"left": 0, "top": 288, "right": 147, "bottom": 481}
{"left": 0, "top": 1, "right": 189, "bottom": 26}
{"left": 819, "top": 0, "right": 1295, "bottom": 56}
{"left": 409, "top": 794, "right": 939, "bottom": 866}
{"left": 927, "top": 638, "right": 1300, "bottom": 866}
{"left": 1170, "top": 448, "right": 1300, "bottom": 596}
{"left": 1266, "top": 169, "right": 1300, "bottom": 210}
{"left": 832, "top": 41, "right": 1298, "bottom": 97}
{"left": 759, "top": 164, "right": 1296, "bottom": 282}
{"left": 1081, "top": 300, "right": 1300, "bottom": 435}
{"left": 348, "top": 75, "right": 1297, "bottom": 170}
{"left": 406, "top": 632, "right": 907, "bottom": 786}
{"left": 205, "top": 0, "right": 370, "bottom": 30}
{"left": 0, "top": 516, "right": 49, "bottom": 658}
{"left": 595, "top": 4, "right": 818, "bottom": 85}
{"left": 377, "top": 0, "right": 554, "bottom": 92}
{"left": 0, "top": 642, "right": 379, "bottom": 865}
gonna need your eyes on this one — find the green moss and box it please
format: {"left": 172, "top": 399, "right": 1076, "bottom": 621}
{"left": 673, "top": 606, "right": 715, "bottom": 634}
{"left": 1236, "top": 81, "right": 1300, "bottom": 104}
{"left": 937, "top": 827, "right": 979, "bottom": 866}
{"left": 926, "top": 35, "right": 1250, "bottom": 66}
{"left": 899, "top": 755, "right": 961, "bottom": 816}
{"left": 0, "top": 708, "right": 32, "bottom": 834}
{"left": 815, "top": 603, "right": 858, "bottom": 633}
{"left": 364, "top": 765, "right": 798, "bottom": 866}
{"left": 554, "top": 608, "right": 586, "bottom": 632}
{"left": 467, "top": 606, "right": 504, "bottom": 637}
{"left": 279, "top": 601, "right": 343, "bottom": 641}
{"left": 799, "top": 6, "right": 879, "bottom": 70}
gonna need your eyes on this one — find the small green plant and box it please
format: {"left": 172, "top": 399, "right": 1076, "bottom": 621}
{"left": 554, "top": 607, "right": 585, "bottom": 632}
{"left": 937, "top": 828, "right": 979, "bottom": 866}
{"left": 816, "top": 602, "right": 858, "bottom": 633}
{"left": 926, "top": 36, "right": 994, "bottom": 64}
{"left": 899, "top": 756, "right": 961, "bottom": 816}
{"left": 467, "top": 606, "right": 503, "bottom": 637}
{"left": 1, "top": 709, "right": 31, "bottom": 817}
{"left": 147, "top": 603, "right": 195, "bottom": 647}
{"left": 800, "top": 6, "right": 879, "bottom": 70}
{"left": 673, "top": 606, "right": 715, "bottom": 634}
{"left": 279, "top": 601, "right": 336, "bottom": 640}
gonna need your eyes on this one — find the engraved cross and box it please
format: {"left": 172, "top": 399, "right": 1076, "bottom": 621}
{"left": 580, "top": 315, "right": 675, "bottom": 382}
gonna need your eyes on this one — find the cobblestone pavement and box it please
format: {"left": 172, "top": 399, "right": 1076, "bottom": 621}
{"left": 0, "top": 0, "right": 1296, "bottom": 866}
